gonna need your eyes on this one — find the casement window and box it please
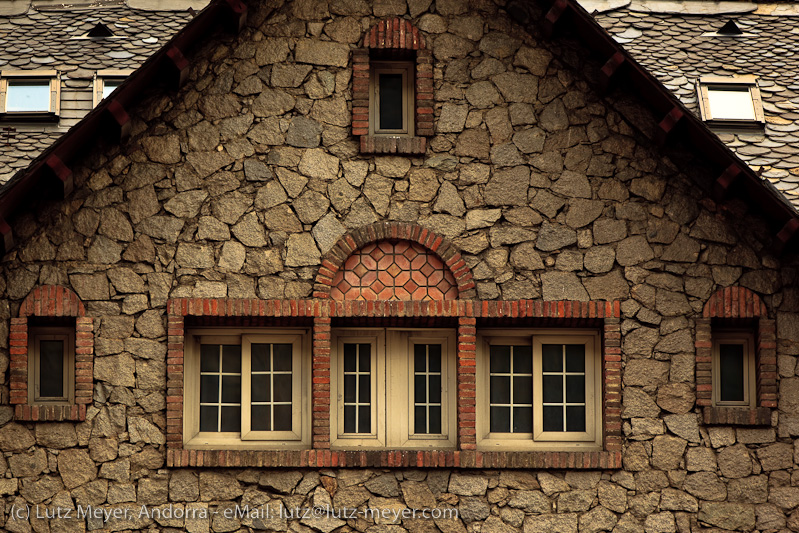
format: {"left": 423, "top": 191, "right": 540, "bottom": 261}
{"left": 330, "top": 328, "right": 457, "bottom": 449}
{"left": 697, "top": 75, "right": 764, "bottom": 125}
{"left": 369, "top": 62, "right": 414, "bottom": 137}
{"left": 183, "top": 329, "right": 310, "bottom": 449}
{"left": 93, "top": 70, "right": 132, "bottom": 106}
{"left": 0, "top": 70, "right": 60, "bottom": 117}
{"left": 28, "top": 327, "right": 75, "bottom": 405}
{"left": 713, "top": 331, "right": 756, "bottom": 407}
{"left": 477, "top": 330, "right": 601, "bottom": 450}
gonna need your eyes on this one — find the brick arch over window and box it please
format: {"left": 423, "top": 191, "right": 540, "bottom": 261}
{"left": 313, "top": 223, "right": 476, "bottom": 299}
{"left": 19, "top": 285, "right": 86, "bottom": 317}
{"left": 702, "top": 286, "right": 768, "bottom": 318}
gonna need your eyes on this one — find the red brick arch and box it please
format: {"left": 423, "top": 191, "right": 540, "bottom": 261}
{"left": 313, "top": 222, "right": 476, "bottom": 300}
{"left": 362, "top": 17, "right": 426, "bottom": 49}
{"left": 18, "top": 284, "right": 85, "bottom": 317}
{"left": 702, "top": 286, "right": 768, "bottom": 318}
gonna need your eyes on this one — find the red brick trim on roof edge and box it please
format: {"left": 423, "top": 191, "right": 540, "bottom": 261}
{"left": 362, "top": 17, "right": 426, "bottom": 49}
{"left": 313, "top": 222, "right": 477, "bottom": 300}
{"left": 702, "top": 286, "right": 768, "bottom": 318}
{"left": 18, "top": 285, "right": 85, "bottom": 318}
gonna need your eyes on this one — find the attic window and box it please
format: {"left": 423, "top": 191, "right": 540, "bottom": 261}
{"left": 87, "top": 22, "right": 114, "bottom": 38}
{"left": 718, "top": 20, "right": 742, "bottom": 35}
{"left": 697, "top": 76, "right": 764, "bottom": 125}
{"left": 0, "top": 70, "right": 60, "bottom": 120}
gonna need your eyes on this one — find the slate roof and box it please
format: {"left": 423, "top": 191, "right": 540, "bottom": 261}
{"left": 586, "top": 0, "right": 799, "bottom": 207}
{"left": 0, "top": 1, "right": 196, "bottom": 183}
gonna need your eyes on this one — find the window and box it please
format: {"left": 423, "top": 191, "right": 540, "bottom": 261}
{"left": 697, "top": 76, "right": 764, "bottom": 124}
{"left": 713, "top": 331, "right": 756, "bottom": 407}
{"left": 183, "top": 329, "right": 310, "bottom": 449}
{"left": 330, "top": 328, "right": 457, "bottom": 449}
{"left": 93, "top": 70, "right": 132, "bottom": 106}
{"left": 0, "top": 71, "right": 60, "bottom": 117}
{"left": 478, "top": 330, "right": 601, "bottom": 450}
{"left": 28, "top": 327, "right": 75, "bottom": 405}
{"left": 370, "top": 62, "right": 414, "bottom": 137}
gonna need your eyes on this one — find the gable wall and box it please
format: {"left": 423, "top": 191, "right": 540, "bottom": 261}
{"left": 0, "top": 0, "right": 798, "bottom": 530}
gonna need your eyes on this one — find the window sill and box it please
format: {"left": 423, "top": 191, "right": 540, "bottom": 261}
{"left": 702, "top": 406, "right": 771, "bottom": 426}
{"left": 14, "top": 404, "right": 87, "bottom": 422}
{"left": 0, "top": 112, "right": 59, "bottom": 123}
{"left": 167, "top": 449, "right": 621, "bottom": 469}
{"left": 359, "top": 135, "right": 426, "bottom": 155}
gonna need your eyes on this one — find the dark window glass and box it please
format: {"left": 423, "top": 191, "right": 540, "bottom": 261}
{"left": 512, "top": 376, "right": 531, "bottom": 404}
{"left": 273, "top": 344, "right": 292, "bottom": 371}
{"left": 491, "top": 376, "right": 510, "bottom": 404}
{"left": 513, "top": 406, "right": 532, "bottom": 433}
{"left": 274, "top": 376, "right": 292, "bottom": 402}
{"left": 200, "top": 406, "right": 218, "bottom": 432}
{"left": 358, "top": 406, "right": 371, "bottom": 433}
{"left": 200, "top": 375, "right": 219, "bottom": 403}
{"left": 343, "top": 343, "right": 371, "bottom": 434}
{"left": 543, "top": 405, "right": 563, "bottom": 431}
{"left": 566, "top": 375, "right": 585, "bottom": 403}
{"left": 252, "top": 404, "right": 271, "bottom": 431}
{"left": 415, "top": 406, "right": 426, "bottom": 434}
{"left": 542, "top": 344, "right": 562, "bottom": 372}
{"left": 719, "top": 343, "right": 745, "bottom": 402}
{"left": 252, "top": 344, "right": 270, "bottom": 372}
{"left": 565, "top": 345, "right": 585, "bottom": 372}
{"left": 200, "top": 345, "right": 219, "bottom": 372}
{"left": 274, "top": 405, "right": 292, "bottom": 431}
{"left": 490, "top": 346, "right": 511, "bottom": 373}
{"left": 221, "top": 375, "right": 241, "bottom": 403}
{"left": 222, "top": 345, "right": 241, "bottom": 372}
{"left": 542, "top": 375, "right": 562, "bottom": 403}
{"left": 220, "top": 406, "right": 241, "bottom": 432}
{"left": 429, "top": 406, "right": 442, "bottom": 434}
{"left": 251, "top": 374, "right": 270, "bottom": 403}
{"left": 490, "top": 406, "right": 510, "bottom": 432}
{"left": 39, "top": 340, "right": 64, "bottom": 398}
{"left": 378, "top": 73, "right": 403, "bottom": 130}
{"left": 429, "top": 374, "right": 442, "bottom": 404}
{"left": 566, "top": 406, "right": 586, "bottom": 432}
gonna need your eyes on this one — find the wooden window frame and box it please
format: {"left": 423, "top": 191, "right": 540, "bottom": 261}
{"left": 93, "top": 69, "right": 133, "bottom": 106}
{"left": 330, "top": 328, "right": 457, "bottom": 449}
{"left": 183, "top": 328, "right": 310, "bottom": 450}
{"left": 712, "top": 330, "right": 756, "bottom": 408}
{"left": 0, "top": 70, "right": 60, "bottom": 117}
{"left": 369, "top": 61, "right": 415, "bottom": 137}
{"left": 477, "top": 329, "right": 602, "bottom": 451}
{"left": 697, "top": 75, "right": 764, "bottom": 125}
{"left": 28, "top": 327, "right": 74, "bottom": 405}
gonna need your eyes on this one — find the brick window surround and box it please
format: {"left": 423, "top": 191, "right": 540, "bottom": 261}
{"left": 166, "top": 225, "right": 622, "bottom": 469}
{"left": 697, "top": 286, "right": 774, "bottom": 426}
{"left": 352, "top": 18, "right": 433, "bottom": 155}
{"left": 10, "top": 285, "right": 93, "bottom": 421}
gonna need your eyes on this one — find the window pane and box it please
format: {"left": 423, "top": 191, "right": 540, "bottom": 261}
{"left": 220, "top": 406, "right": 241, "bottom": 432}
{"left": 490, "top": 406, "right": 510, "bottom": 432}
{"left": 39, "top": 340, "right": 64, "bottom": 398}
{"left": 358, "top": 406, "right": 371, "bottom": 433}
{"left": 358, "top": 375, "right": 370, "bottom": 403}
{"left": 252, "top": 344, "right": 270, "bottom": 372}
{"left": 543, "top": 405, "right": 563, "bottom": 432}
{"left": 414, "top": 344, "right": 426, "bottom": 371}
{"left": 200, "top": 406, "right": 218, "bottom": 432}
{"left": 221, "top": 375, "right": 241, "bottom": 403}
{"left": 428, "top": 374, "right": 441, "bottom": 404}
{"left": 344, "top": 343, "right": 357, "bottom": 372}
{"left": 7, "top": 81, "right": 51, "bottom": 112}
{"left": 252, "top": 405, "right": 271, "bottom": 431}
{"left": 491, "top": 376, "right": 510, "bottom": 404}
{"left": 200, "top": 345, "right": 219, "bottom": 372}
{"left": 566, "top": 375, "right": 585, "bottom": 403}
{"left": 719, "top": 343, "right": 745, "bottom": 402}
{"left": 513, "top": 406, "right": 532, "bottom": 433}
{"left": 512, "top": 376, "right": 531, "bottom": 404}
{"left": 102, "top": 80, "right": 121, "bottom": 99}
{"left": 344, "top": 405, "right": 356, "bottom": 433}
{"left": 542, "top": 375, "right": 563, "bottom": 403}
{"left": 542, "top": 344, "right": 562, "bottom": 372}
{"left": 490, "top": 345, "right": 511, "bottom": 373}
{"left": 428, "top": 406, "right": 442, "bottom": 434}
{"left": 200, "top": 375, "right": 219, "bottom": 403}
{"left": 415, "top": 406, "right": 426, "bottom": 434}
{"left": 378, "top": 73, "right": 403, "bottom": 130}
{"left": 273, "top": 344, "right": 292, "bottom": 371}
{"left": 566, "top": 406, "right": 586, "bottom": 432}
{"left": 414, "top": 374, "right": 426, "bottom": 403}
{"left": 565, "top": 345, "right": 585, "bottom": 372}
{"left": 274, "top": 405, "right": 292, "bottom": 431}
{"left": 222, "top": 346, "right": 241, "bottom": 372}
{"left": 359, "top": 344, "right": 371, "bottom": 371}
{"left": 428, "top": 345, "right": 442, "bottom": 371}
{"left": 274, "top": 375, "right": 291, "bottom": 402}
{"left": 344, "top": 375, "right": 356, "bottom": 403}
{"left": 513, "top": 347, "right": 532, "bottom": 374}
{"left": 707, "top": 87, "right": 756, "bottom": 120}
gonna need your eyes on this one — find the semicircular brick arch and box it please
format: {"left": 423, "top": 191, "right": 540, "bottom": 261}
{"left": 702, "top": 286, "right": 768, "bottom": 318}
{"left": 363, "top": 17, "right": 426, "bottom": 50}
{"left": 19, "top": 285, "right": 85, "bottom": 317}
{"left": 313, "top": 222, "right": 475, "bottom": 300}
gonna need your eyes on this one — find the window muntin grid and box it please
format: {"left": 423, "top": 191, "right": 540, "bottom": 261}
{"left": 250, "top": 342, "right": 293, "bottom": 432}
{"left": 199, "top": 344, "right": 242, "bottom": 433}
{"left": 343, "top": 342, "right": 372, "bottom": 434}
{"left": 413, "top": 343, "right": 442, "bottom": 434}
{"left": 541, "top": 343, "right": 586, "bottom": 432}
{"left": 489, "top": 345, "right": 533, "bottom": 433}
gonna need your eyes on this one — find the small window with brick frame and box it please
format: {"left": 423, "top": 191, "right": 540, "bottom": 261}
{"left": 28, "top": 325, "right": 75, "bottom": 405}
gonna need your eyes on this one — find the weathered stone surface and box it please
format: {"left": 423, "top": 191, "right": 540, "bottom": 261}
{"left": 537, "top": 222, "right": 577, "bottom": 251}
{"left": 58, "top": 449, "right": 97, "bottom": 490}
{"left": 285, "top": 233, "right": 321, "bottom": 267}
{"left": 698, "top": 502, "right": 755, "bottom": 530}
{"left": 541, "top": 271, "right": 589, "bottom": 301}
{"left": 656, "top": 383, "right": 694, "bottom": 414}
{"left": 295, "top": 39, "right": 350, "bottom": 67}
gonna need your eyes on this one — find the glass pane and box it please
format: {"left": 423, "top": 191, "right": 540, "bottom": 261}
{"left": 543, "top": 405, "right": 563, "bottom": 432}
{"left": 719, "top": 343, "right": 745, "bottom": 402}
{"left": 429, "top": 345, "right": 442, "bottom": 371}
{"left": 252, "top": 404, "right": 271, "bottom": 431}
{"left": 566, "top": 406, "right": 586, "bottom": 432}
{"left": 359, "top": 344, "right": 371, "bottom": 371}
{"left": 358, "top": 375, "right": 370, "bottom": 403}
{"left": 378, "top": 73, "right": 403, "bottom": 130}
{"left": 222, "top": 345, "right": 241, "bottom": 372}
{"left": 200, "top": 375, "right": 219, "bottom": 403}
{"left": 252, "top": 344, "right": 270, "bottom": 372}
{"left": 220, "top": 406, "right": 240, "bottom": 432}
{"left": 343, "top": 375, "right": 356, "bottom": 403}
{"left": 39, "top": 340, "right": 64, "bottom": 397}
{"left": 490, "top": 345, "right": 511, "bottom": 373}
{"left": 565, "top": 345, "right": 585, "bottom": 372}
{"left": 414, "top": 344, "right": 426, "bottom": 371}
{"left": 429, "top": 374, "right": 441, "bottom": 404}
{"left": 221, "top": 375, "right": 241, "bottom": 403}
{"left": 490, "top": 406, "right": 510, "bottom": 432}
{"left": 707, "top": 87, "right": 756, "bottom": 120}
{"left": 102, "top": 80, "right": 121, "bottom": 99}
{"left": 200, "top": 345, "right": 219, "bottom": 372}
{"left": 414, "top": 374, "right": 426, "bottom": 403}
{"left": 358, "top": 406, "right": 371, "bottom": 433}
{"left": 512, "top": 376, "right": 532, "bottom": 404}
{"left": 415, "top": 406, "right": 426, "bottom": 434}
{"left": 542, "top": 345, "right": 562, "bottom": 372}
{"left": 490, "top": 376, "right": 510, "bottom": 404}
{"left": 273, "top": 344, "right": 292, "bottom": 371}
{"left": 513, "top": 347, "right": 532, "bottom": 374}
{"left": 429, "top": 406, "right": 442, "bottom": 434}
{"left": 251, "top": 374, "right": 270, "bottom": 402}
{"left": 344, "top": 344, "right": 357, "bottom": 372}
{"left": 566, "top": 375, "right": 585, "bottom": 403}
{"left": 274, "top": 405, "right": 292, "bottom": 431}
{"left": 513, "top": 406, "right": 532, "bottom": 433}
{"left": 344, "top": 405, "right": 356, "bottom": 433}
{"left": 200, "top": 406, "right": 218, "bottom": 432}
{"left": 7, "top": 81, "right": 51, "bottom": 112}
{"left": 542, "top": 375, "right": 563, "bottom": 403}
{"left": 274, "top": 375, "right": 291, "bottom": 402}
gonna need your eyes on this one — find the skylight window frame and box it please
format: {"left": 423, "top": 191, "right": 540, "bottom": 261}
{"left": 0, "top": 70, "right": 61, "bottom": 120}
{"left": 697, "top": 75, "right": 765, "bottom": 126}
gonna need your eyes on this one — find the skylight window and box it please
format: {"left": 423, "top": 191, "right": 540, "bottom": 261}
{"left": 7, "top": 81, "right": 51, "bottom": 112}
{"left": 697, "top": 76, "right": 764, "bottom": 125}
{"left": 0, "top": 70, "right": 60, "bottom": 118}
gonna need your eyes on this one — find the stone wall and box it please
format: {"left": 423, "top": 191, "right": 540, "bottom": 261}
{"left": 0, "top": 0, "right": 798, "bottom": 531}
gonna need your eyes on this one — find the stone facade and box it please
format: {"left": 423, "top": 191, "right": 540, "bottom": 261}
{"left": 0, "top": 0, "right": 798, "bottom": 532}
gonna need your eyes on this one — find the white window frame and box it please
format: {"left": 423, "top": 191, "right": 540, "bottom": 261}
{"left": 183, "top": 328, "right": 310, "bottom": 450}
{"left": 477, "top": 329, "right": 602, "bottom": 451}
{"left": 331, "top": 328, "right": 457, "bottom": 449}
{"left": 93, "top": 69, "right": 133, "bottom": 106}
{"left": 697, "top": 75, "right": 764, "bottom": 124}
{"left": 28, "top": 327, "right": 74, "bottom": 405}
{"left": 712, "top": 331, "right": 756, "bottom": 408}
{"left": 369, "top": 61, "right": 415, "bottom": 137}
{"left": 0, "top": 70, "right": 60, "bottom": 115}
